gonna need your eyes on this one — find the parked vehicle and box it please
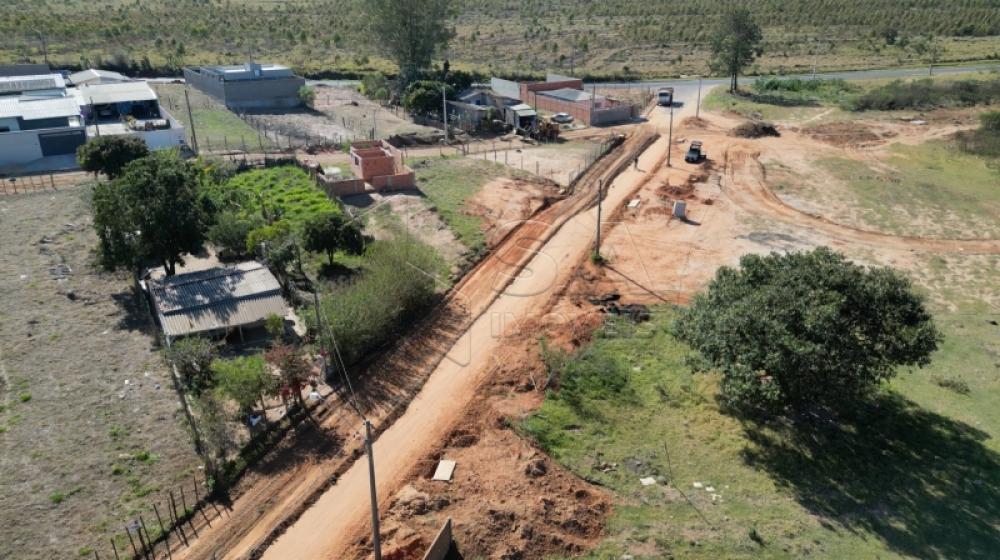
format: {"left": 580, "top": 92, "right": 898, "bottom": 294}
{"left": 685, "top": 140, "right": 706, "bottom": 163}
{"left": 551, "top": 112, "right": 574, "bottom": 123}
{"left": 657, "top": 87, "right": 674, "bottom": 106}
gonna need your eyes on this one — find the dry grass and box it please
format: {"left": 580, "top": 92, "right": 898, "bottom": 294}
{"left": 0, "top": 187, "right": 201, "bottom": 560}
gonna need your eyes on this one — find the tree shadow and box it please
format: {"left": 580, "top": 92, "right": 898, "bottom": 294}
{"left": 740, "top": 393, "right": 1000, "bottom": 559}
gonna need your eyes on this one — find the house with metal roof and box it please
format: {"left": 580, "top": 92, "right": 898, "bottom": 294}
{"left": 68, "top": 68, "right": 130, "bottom": 87}
{"left": 183, "top": 62, "right": 305, "bottom": 110}
{"left": 483, "top": 73, "right": 636, "bottom": 126}
{"left": 0, "top": 74, "right": 87, "bottom": 172}
{"left": 148, "top": 261, "right": 288, "bottom": 345}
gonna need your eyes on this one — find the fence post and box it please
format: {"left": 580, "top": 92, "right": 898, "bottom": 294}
{"left": 109, "top": 538, "right": 120, "bottom": 560}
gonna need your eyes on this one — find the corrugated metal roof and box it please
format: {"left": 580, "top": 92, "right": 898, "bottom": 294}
{"left": 78, "top": 81, "right": 157, "bottom": 105}
{"left": 151, "top": 262, "right": 288, "bottom": 337}
{"left": 0, "top": 74, "right": 65, "bottom": 95}
{"left": 540, "top": 88, "right": 597, "bottom": 103}
{"left": 490, "top": 78, "right": 521, "bottom": 101}
{"left": 69, "top": 69, "right": 129, "bottom": 85}
{"left": 0, "top": 96, "right": 81, "bottom": 120}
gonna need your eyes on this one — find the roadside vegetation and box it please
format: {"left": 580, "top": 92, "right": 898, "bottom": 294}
{"left": 3, "top": 0, "right": 1000, "bottom": 78}
{"left": 707, "top": 73, "right": 1000, "bottom": 121}
{"left": 526, "top": 251, "right": 999, "bottom": 559}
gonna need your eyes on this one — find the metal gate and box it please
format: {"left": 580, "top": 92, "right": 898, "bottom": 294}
{"left": 38, "top": 129, "right": 86, "bottom": 156}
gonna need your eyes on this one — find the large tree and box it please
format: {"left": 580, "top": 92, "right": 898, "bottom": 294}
{"left": 77, "top": 135, "right": 149, "bottom": 179}
{"left": 91, "top": 150, "right": 205, "bottom": 275}
{"left": 362, "top": 0, "right": 456, "bottom": 91}
{"left": 302, "top": 211, "right": 364, "bottom": 266}
{"left": 674, "top": 248, "right": 940, "bottom": 414}
{"left": 710, "top": 7, "right": 763, "bottom": 93}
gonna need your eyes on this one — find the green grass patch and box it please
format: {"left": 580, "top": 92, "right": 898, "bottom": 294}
{"left": 152, "top": 84, "right": 275, "bottom": 150}
{"left": 816, "top": 140, "right": 1000, "bottom": 237}
{"left": 206, "top": 166, "right": 341, "bottom": 233}
{"left": 409, "top": 158, "right": 531, "bottom": 254}
{"left": 525, "top": 309, "right": 1000, "bottom": 559}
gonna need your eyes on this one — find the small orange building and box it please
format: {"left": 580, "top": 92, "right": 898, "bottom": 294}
{"left": 348, "top": 140, "right": 415, "bottom": 190}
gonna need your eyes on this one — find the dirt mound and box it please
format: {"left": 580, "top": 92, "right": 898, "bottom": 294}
{"left": 655, "top": 169, "right": 708, "bottom": 201}
{"left": 803, "top": 122, "right": 894, "bottom": 147}
{"left": 731, "top": 121, "right": 780, "bottom": 138}
{"left": 682, "top": 116, "right": 709, "bottom": 128}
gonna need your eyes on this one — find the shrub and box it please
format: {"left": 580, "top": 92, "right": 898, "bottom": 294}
{"left": 212, "top": 354, "right": 275, "bottom": 415}
{"left": 208, "top": 211, "right": 264, "bottom": 260}
{"left": 674, "top": 248, "right": 940, "bottom": 414}
{"left": 731, "top": 121, "right": 780, "bottom": 138}
{"left": 849, "top": 78, "right": 1000, "bottom": 111}
{"left": 955, "top": 110, "right": 1000, "bottom": 158}
{"left": 76, "top": 135, "right": 149, "bottom": 179}
{"left": 164, "top": 336, "right": 219, "bottom": 394}
{"left": 312, "top": 234, "right": 443, "bottom": 366}
{"left": 932, "top": 375, "right": 971, "bottom": 395}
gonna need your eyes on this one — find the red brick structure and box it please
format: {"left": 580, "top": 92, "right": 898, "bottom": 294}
{"left": 348, "top": 140, "right": 415, "bottom": 190}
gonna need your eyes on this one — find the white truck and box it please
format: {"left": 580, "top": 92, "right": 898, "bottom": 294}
{"left": 657, "top": 87, "right": 674, "bottom": 106}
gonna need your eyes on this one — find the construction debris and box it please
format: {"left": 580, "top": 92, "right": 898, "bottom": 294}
{"left": 432, "top": 459, "right": 457, "bottom": 482}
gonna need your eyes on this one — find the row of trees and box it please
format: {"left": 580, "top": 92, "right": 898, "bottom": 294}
{"left": 83, "top": 136, "right": 364, "bottom": 279}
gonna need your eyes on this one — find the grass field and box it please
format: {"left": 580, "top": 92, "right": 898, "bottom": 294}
{"left": 0, "top": 188, "right": 201, "bottom": 560}
{"left": 525, "top": 302, "right": 1000, "bottom": 559}
{"left": 207, "top": 166, "right": 341, "bottom": 233}
{"left": 815, "top": 141, "right": 1000, "bottom": 239}
{"left": 151, "top": 84, "right": 276, "bottom": 151}
{"left": 2, "top": 1, "right": 999, "bottom": 78}
{"left": 409, "top": 157, "right": 532, "bottom": 254}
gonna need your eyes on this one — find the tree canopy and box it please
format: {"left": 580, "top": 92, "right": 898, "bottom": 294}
{"left": 362, "top": 0, "right": 456, "bottom": 91}
{"left": 710, "top": 7, "right": 763, "bottom": 93}
{"left": 402, "top": 80, "right": 454, "bottom": 115}
{"left": 91, "top": 150, "right": 205, "bottom": 275}
{"left": 212, "top": 354, "right": 276, "bottom": 416}
{"left": 674, "top": 248, "right": 940, "bottom": 414}
{"left": 303, "top": 211, "right": 365, "bottom": 265}
{"left": 76, "top": 135, "right": 149, "bottom": 179}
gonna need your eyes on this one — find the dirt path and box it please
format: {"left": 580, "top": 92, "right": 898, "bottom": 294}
{"left": 258, "top": 131, "right": 669, "bottom": 559}
{"left": 722, "top": 147, "right": 1000, "bottom": 254}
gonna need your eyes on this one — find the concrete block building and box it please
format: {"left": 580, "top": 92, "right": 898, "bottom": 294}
{"left": 349, "top": 140, "right": 415, "bottom": 189}
{"left": 183, "top": 63, "right": 305, "bottom": 110}
{"left": 485, "top": 74, "right": 635, "bottom": 127}
{"left": 0, "top": 71, "right": 185, "bottom": 174}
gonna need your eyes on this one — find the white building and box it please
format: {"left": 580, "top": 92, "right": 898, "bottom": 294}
{"left": 68, "top": 68, "right": 130, "bottom": 87}
{"left": 0, "top": 70, "right": 186, "bottom": 173}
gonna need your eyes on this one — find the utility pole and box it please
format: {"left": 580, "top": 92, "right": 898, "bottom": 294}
{"left": 184, "top": 89, "right": 199, "bottom": 154}
{"left": 36, "top": 31, "right": 49, "bottom": 67}
{"left": 441, "top": 58, "right": 449, "bottom": 144}
{"left": 365, "top": 420, "right": 382, "bottom": 560}
{"left": 90, "top": 97, "right": 100, "bottom": 137}
{"left": 696, "top": 77, "right": 703, "bottom": 119}
{"left": 594, "top": 179, "right": 603, "bottom": 258}
{"left": 666, "top": 104, "right": 674, "bottom": 167}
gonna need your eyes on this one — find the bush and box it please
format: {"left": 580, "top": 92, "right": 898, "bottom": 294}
{"left": 208, "top": 211, "right": 264, "bottom": 260}
{"left": 955, "top": 110, "right": 1000, "bottom": 158}
{"left": 312, "top": 234, "right": 443, "bottom": 366}
{"left": 164, "top": 336, "right": 219, "bottom": 394}
{"left": 212, "top": 354, "right": 275, "bottom": 415}
{"left": 76, "top": 135, "right": 149, "bottom": 179}
{"left": 849, "top": 78, "right": 1000, "bottom": 111}
{"left": 731, "top": 121, "right": 780, "bottom": 138}
{"left": 674, "top": 248, "right": 940, "bottom": 414}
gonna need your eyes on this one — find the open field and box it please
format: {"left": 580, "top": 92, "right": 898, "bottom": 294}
{"left": 3, "top": 1, "right": 1000, "bottom": 78}
{"left": 0, "top": 187, "right": 201, "bottom": 560}
{"left": 151, "top": 83, "right": 277, "bottom": 151}
{"left": 407, "top": 157, "right": 544, "bottom": 255}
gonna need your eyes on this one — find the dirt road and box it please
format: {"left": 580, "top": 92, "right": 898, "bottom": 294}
{"left": 258, "top": 131, "right": 673, "bottom": 559}
{"left": 722, "top": 147, "right": 1000, "bottom": 255}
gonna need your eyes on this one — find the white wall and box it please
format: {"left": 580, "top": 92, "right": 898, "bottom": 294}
{"left": 136, "top": 127, "right": 186, "bottom": 150}
{"left": 0, "top": 131, "right": 43, "bottom": 166}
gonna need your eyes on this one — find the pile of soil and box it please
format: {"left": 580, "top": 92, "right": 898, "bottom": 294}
{"left": 682, "top": 116, "right": 709, "bottom": 128}
{"left": 803, "top": 122, "right": 891, "bottom": 147}
{"left": 731, "top": 121, "right": 780, "bottom": 138}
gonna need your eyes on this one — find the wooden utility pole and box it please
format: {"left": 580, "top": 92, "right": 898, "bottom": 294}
{"left": 696, "top": 77, "right": 703, "bottom": 118}
{"left": 595, "top": 179, "right": 604, "bottom": 258}
{"left": 667, "top": 104, "right": 675, "bottom": 167}
{"left": 365, "top": 419, "right": 383, "bottom": 560}
{"left": 184, "top": 89, "right": 199, "bottom": 153}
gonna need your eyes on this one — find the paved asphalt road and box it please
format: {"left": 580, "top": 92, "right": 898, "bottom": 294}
{"left": 593, "top": 63, "right": 1000, "bottom": 112}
